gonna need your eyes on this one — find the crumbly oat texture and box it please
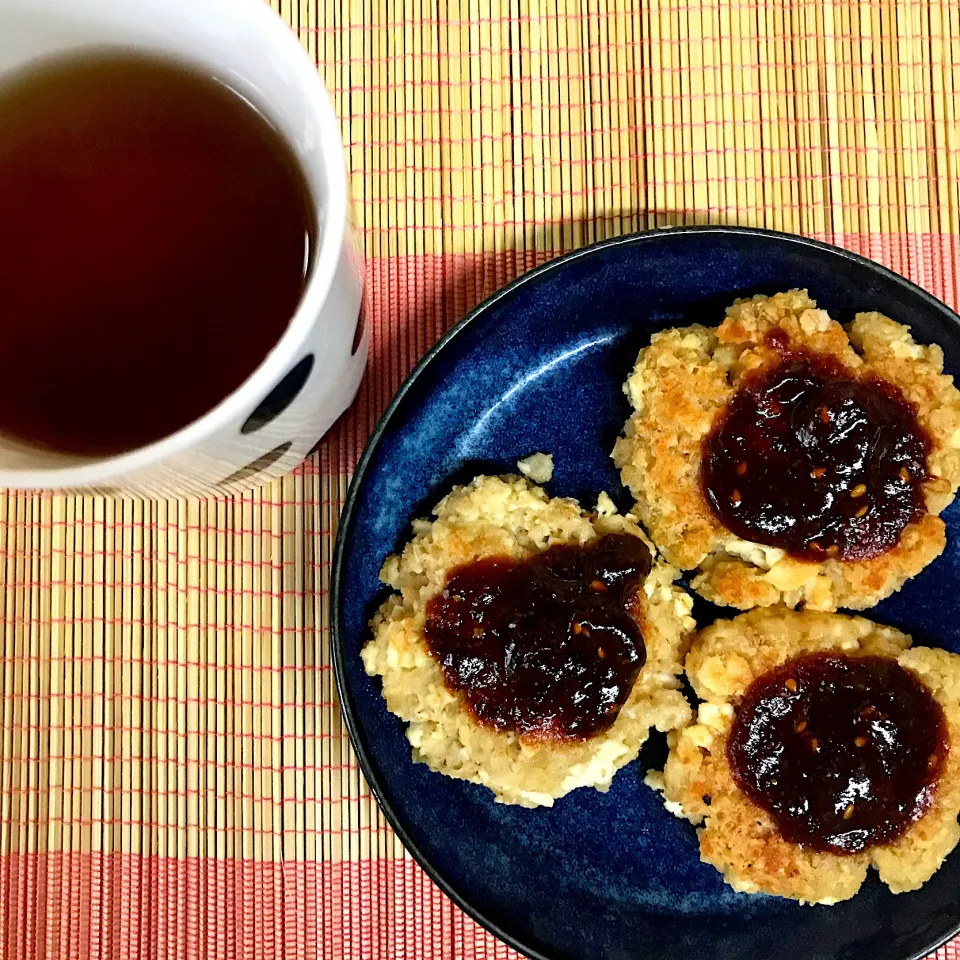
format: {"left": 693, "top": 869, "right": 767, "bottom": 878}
{"left": 650, "top": 608, "right": 960, "bottom": 904}
{"left": 362, "top": 474, "right": 695, "bottom": 807}
{"left": 612, "top": 289, "right": 960, "bottom": 611}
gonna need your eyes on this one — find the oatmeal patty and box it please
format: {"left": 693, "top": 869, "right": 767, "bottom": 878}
{"left": 613, "top": 290, "right": 960, "bottom": 611}
{"left": 650, "top": 608, "right": 960, "bottom": 904}
{"left": 362, "top": 474, "right": 695, "bottom": 807}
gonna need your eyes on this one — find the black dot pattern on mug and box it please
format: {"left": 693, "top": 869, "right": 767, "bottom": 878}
{"left": 352, "top": 290, "right": 368, "bottom": 356}
{"left": 240, "top": 355, "right": 314, "bottom": 435}
{"left": 217, "top": 441, "right": 293, "bottom": 489}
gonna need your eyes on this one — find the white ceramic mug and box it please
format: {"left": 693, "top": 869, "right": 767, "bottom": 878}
{"left": 0, "top": 0, "right": 366, "bottom": 497}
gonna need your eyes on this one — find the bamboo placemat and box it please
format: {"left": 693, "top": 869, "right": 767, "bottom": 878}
{"left": 2, "top": 0, "right": 960, "bottom": 957}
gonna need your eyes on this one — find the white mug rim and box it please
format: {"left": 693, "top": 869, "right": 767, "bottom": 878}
{"left": 0, "top": 0, "right": 349, "bottom": 490}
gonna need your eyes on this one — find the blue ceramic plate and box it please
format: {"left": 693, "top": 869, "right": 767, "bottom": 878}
{"left": 332, "top": 226, "right": 960, "bottom": 960}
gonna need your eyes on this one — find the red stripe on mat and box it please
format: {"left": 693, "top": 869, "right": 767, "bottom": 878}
{"left": 0, "top": 853, "right": 519, "bottom": 960}
{"left": 315, "top": 232, "right": 960, "bottom": 476}
{"left": 0, "top": 852, "right": 956, "bottom": 960}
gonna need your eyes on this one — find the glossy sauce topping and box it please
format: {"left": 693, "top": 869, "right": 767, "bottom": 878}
{"left": 701, "top": 344, "right": 930, "bottom": 561}
{"left": 423, "top": 534, "right": 652, "bottom": 740}
{"left": 728, "top": 652, "right": 947, "bottom": 854}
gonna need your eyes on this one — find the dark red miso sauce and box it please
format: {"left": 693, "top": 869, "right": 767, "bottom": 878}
{"left": 727, "top": 652, "right": 948, "bottom": 854}
{"left": 424, "top": 533, "right": 652, "bottom": 741}
{"left": 0, "top": 52, "right": 314, "bottom": 455}
{"left": 701, "top": 336, "right": 931, "bottom": 562}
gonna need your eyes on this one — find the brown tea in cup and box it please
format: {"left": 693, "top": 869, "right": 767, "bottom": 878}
{"left": 0, "top": 51, "right": 315, "bottom": 455}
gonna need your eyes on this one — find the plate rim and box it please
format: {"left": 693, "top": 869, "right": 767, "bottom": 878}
{"left": 331, "top": 223, "right": 960, "bottom": 960}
